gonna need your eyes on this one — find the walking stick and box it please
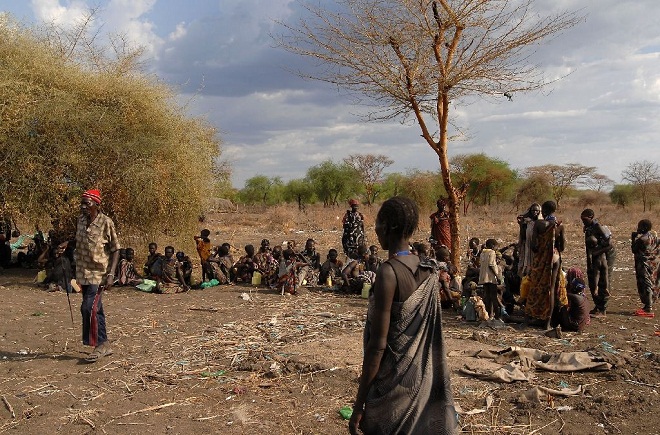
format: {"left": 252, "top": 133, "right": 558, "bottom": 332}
{"left": 66, "top": 289, "right": 74, "bottom": 327}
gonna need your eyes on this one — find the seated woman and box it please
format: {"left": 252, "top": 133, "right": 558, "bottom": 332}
{"left": 553, "top": 267, "right": 590, "bottom": 332}
{"left": 155, "top": 246, "right": 189, "bottom": 294}
{"left": 278, "top": 249, "right": 307, "bottom": 295}
{"left": 296, "top": 238, "right": 321, "bottom": 286}
{"left": 117, "top": 248, "right": 144, "bottom": 287}
{"left": 143, "top": 242, "right": 163, "bottom": 279}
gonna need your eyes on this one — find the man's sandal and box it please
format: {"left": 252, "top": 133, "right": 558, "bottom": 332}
{"left": 85, "top": 344, "right": 113, "bottom": 362}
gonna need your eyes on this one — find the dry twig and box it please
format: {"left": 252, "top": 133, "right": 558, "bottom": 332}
{"left": 1, "top": 396, "right": 15, "bottom": 418}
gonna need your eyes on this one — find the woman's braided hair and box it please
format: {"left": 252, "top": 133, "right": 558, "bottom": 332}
{"left": 377, "top": 196, "right": 419, "bottom": 239}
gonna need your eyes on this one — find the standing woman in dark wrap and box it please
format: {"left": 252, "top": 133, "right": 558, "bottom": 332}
{"left": 349, "top": 196, "right": 457, "bottom": 435}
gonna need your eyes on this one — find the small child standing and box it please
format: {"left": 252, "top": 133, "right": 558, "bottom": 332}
{"left": 478, "top": 239, "right": 502, "bottom": 320}
{"left": 586, "top": 235, "right": 609, "bottom": 314}
{"left": 194, "top": 229, "right": 212, "bottom": 282}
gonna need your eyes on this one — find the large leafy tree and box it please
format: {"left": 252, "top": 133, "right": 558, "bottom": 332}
{"left": 306, "top": 160, "right": 358, "bottom": 206}
{"left": 0, "top": 14, "right": 221, "bottom": 239}
{"left": 278, "top": 0, "right": 581, "bottom": 267}
{"left": 398, "top": 170, "right": 446, "bottom": 212}
{"left": 513, "top": 173, "right": 552, "bottom": 210}
{"left": 239, "top": 176, "right": 284, "bottom": 205}
{"left": 609, "top": 184, "right": 636, "bottom": 209}
{"left": 283, "top": 178, "right": 316, "bottom": 210}
{"left": 450, "top": 153, "right": 517, "bottom": 214}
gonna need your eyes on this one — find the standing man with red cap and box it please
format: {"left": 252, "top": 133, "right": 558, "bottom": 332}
{"left": 74, "top": 189, "right": 120, "bottom": 362}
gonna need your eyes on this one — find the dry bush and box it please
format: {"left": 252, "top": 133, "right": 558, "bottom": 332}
{"left": 0, "top": 15, "right": 220, "bottom": 243}
{"left": 575, "top": 190, "right": 611, "bottom": 207}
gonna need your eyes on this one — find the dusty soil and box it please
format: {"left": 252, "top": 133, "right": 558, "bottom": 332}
{"left": 0, "top": 204, "right": 659, "bottom": 434}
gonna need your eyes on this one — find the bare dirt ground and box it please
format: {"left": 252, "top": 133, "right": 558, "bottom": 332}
{"left": 0, "top": 203, "right": 659, "bottom": 434}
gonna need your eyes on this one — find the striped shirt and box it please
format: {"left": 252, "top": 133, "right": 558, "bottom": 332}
{"left": 74, "top": 212, "right": 120, "bottom": 285}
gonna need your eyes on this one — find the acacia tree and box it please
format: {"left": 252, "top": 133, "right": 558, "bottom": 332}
{"left": 582, "top": 173, "right": 614, "bottom": 193}
{"left": 513, "top": 173, "right": 552, "bottom": 210}
{"left": 525, "top": 164, "right": 596, "bottom": 208}
{"left": 278, "top": 0, "right": 580, "bottom": 267}
{"left": 343, "top": 154, "right": 394, "bottom": 205}
{"left": 622, "top": 160, "right": 660, "bottom": 212}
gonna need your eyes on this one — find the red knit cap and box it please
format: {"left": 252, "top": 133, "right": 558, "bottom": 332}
{"left": 349, "top": 199, "right": 359, "bottom": 206}
{"left": 82, "top": 189, "right": 102, "bottom": 204}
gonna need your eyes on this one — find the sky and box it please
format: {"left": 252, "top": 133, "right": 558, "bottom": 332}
{"left": 1, "top": 0, "right": 659, "bottom": 188}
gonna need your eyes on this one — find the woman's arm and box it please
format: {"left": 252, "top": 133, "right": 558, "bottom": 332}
{"left": 349, "top": 263, "right": 396, "bottom": 433}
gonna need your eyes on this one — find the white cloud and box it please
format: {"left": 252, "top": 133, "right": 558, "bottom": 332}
{"left": 30, "top": 0, "right": 88, "bottom": 28}
{"left": 168, "top": 21, "right": 186, "bottom": 41}
{"left": 11, "top": 0, "right": 660, "bottom": 187}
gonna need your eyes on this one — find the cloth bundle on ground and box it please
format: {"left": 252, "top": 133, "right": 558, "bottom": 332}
{"left": 200, "top": 279, "right": 220, "bottom": 289}
{"left": 135, "top": 279, "right": 157, "bottom": 292}
{"left": 450, "top": 346, "right": 612, "bottom": 383}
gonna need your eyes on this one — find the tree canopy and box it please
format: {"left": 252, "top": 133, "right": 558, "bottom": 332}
{"left": 450, "top": 153, "right": 517, "bottom": 214}
{"left": 0, "top": 14, "right": 221, "bottom": 239}
{"left": 622, "top": 160, "right": 660, "bottom": 212}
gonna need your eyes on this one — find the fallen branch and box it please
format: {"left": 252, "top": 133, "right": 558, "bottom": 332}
{"left": 528, "top": 418, "right": 558, "bottom": 435}
{"left": 625, "top": 379, "right": 659, "bottom": 389}
{"left": 120, "top": 402, "right": 176, "bottom": 417}
{"left": 1, "top": 395, "right": 15, "bottom": 418}
{"left": 188, "top": 307, "right": 218, "bottom": 312}
{"left": 602, "top": 411, "right": 622, "bottom": 434}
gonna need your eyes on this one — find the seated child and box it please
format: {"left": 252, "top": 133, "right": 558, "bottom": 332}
{"left": 207, "top": 244, "right": 234, "bottom": 284}
{"left": 438, "top": 262, "right": 460, "bottom": 309}
{"left": 143, "top": 242, "right": 163, "bottom": 279}
{"left": 341, "top": 245, "right": 374, "bottom": 294}
{"left": 232, "top": 244, "right": 256, "bottom": 283}
{"left": 278, "top": 249, "right": 307, "bottom": 295}
{"left": 318, "top": 248, "right": 344, "bottom": 286}
{"left": 554, "top": 267, "right": 590, "bottom": 332}
{"left": 176, "top": 251, "right": 193, "bottom": 286}
{"left": 155, "top": 246, "right": 189, "bottom": 294}
{"left": 365, "top": 245, "right": 382, "bottom": 273}
{"left": 43, "top": 241, "right": 73, "bottom": 293}
{"left": 117, "top": 247, "right": 144, "bottom": 286}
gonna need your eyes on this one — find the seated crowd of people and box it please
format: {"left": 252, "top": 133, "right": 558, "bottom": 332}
{"left": 191, "top": 230, "right": 381, "bottom": 295}
{"left": 6, "top": 198, "right": 657, "bottom": 337}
